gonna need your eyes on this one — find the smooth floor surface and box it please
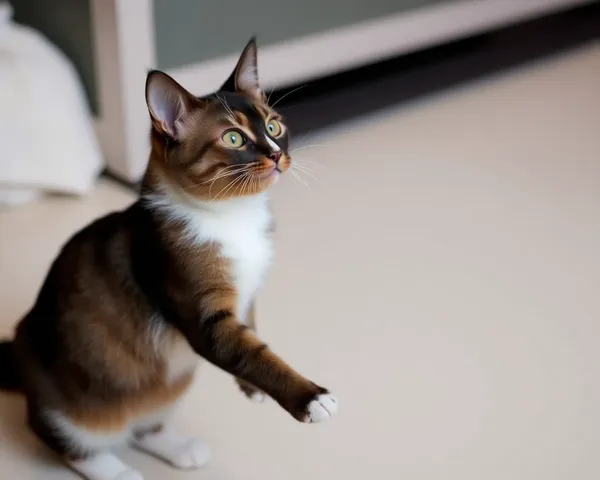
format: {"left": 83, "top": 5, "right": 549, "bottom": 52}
{"left": 1, "top": 42, "right": 599, "bottom": 480}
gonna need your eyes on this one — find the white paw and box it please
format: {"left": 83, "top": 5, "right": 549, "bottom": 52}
{"left": 115, "top": 470, "right": 144, "bottom": 480}
{"left": 68, "top": 452, "right": 144, "bottom": 480}
{"left": 305, "top": 393, "right": 338, "bottom": 423}
{"left": 170, "top": 439, "right": 211, "bottom": 469}
{"left": 249, "top": 391, "right": 266, "bottom": 403}
{"left": 132, "top": 430, "right": 210, "bottom": 470}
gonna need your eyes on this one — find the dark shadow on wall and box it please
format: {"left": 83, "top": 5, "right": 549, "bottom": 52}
{"left": 10, "top": 0, "right": 98, "bottom": 113}
{"left": 272, "top": 2, "right": 600, "bottom": 137}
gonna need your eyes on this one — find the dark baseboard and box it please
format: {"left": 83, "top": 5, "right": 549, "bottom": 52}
{"left": 105, "top": 2, "right": 600, "bottom": 190}
{"left": 102, "top": 169, "right": 141, "bottom": 193}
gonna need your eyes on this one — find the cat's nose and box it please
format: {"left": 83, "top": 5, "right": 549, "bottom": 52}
{"left": 268, "top": 151, "right": 282, "bottom": 164}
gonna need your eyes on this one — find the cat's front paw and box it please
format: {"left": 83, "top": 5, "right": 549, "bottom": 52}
{"left": 301, "top": 392, "right": 339, "bottom": 423}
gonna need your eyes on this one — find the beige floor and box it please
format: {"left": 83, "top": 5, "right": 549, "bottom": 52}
{"left": 1, "top": 42, "right": 600, "bottom": 480}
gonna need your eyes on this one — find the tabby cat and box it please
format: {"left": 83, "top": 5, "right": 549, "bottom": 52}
{"left": 0, "top": 39, "right": 337, "bottom": 480}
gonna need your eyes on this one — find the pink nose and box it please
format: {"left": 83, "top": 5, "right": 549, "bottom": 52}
{"left": 268, "top": 151, "right": 281, "bottom": 164}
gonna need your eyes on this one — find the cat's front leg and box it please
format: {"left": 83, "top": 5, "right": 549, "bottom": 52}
{"left": 185, "top": 307, "right": 338, "bottom": 423}
{"left": 235, "top": 303, "right": 266, "bottom": 402}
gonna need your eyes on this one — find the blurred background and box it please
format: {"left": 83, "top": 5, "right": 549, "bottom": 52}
{"left": 1, "top": 0, "right": 599, "bottom": 479}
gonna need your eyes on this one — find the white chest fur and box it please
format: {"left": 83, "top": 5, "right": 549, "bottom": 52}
{"left": 151, "top": 193, "right": 273, "bottom": 322}
{"left": 190, "top": 197, "right": 273, "bottom": 321}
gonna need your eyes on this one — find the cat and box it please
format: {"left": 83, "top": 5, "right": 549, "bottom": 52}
{"left": 0, "top": 38, "right": 337, "bottom": 480}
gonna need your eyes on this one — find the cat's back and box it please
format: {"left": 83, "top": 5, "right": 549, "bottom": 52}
{"left": 14, "top": 202, "right": 192, "bottom": 406}
{"left": 40, "top": 202, "right": 141, "bottom": 295}
{"left": 17, "top": 202, "right": 154, "bottom": 365}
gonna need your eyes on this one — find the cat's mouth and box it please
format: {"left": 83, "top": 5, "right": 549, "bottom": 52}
{"left": 255, "top": 166, "right": 280, "bottom": 180}
{"left": 253, "top": 155, "right": 290, "bottom": 184}
{"left": 255, "top": 161, "right": 284, "bottom": 178}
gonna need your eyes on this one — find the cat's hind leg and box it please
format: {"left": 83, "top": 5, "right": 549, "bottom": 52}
{"left": 28, "top": 403, "right": 143, "bottom": 480}
{"left": 67, "top": 453, "right": 144, "bottom": 480}
{"left": 131, "top": 417, "right": 210, "bottom": 470}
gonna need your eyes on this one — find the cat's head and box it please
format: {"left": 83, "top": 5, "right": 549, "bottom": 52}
{"left": 145, "top": 38, "right": 290, "bottom": 201}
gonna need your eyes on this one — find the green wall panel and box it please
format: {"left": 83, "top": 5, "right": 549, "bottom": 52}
{"left": 155, "top": 0, "right": 451, "bottom": 70}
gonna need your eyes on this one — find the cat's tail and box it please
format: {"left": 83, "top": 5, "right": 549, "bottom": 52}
{"left": 0, "top": 340, "right": 21, "bottom": 391}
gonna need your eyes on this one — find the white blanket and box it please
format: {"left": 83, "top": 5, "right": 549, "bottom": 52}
{"left": 0, "top": 3, "right": 103, "bottom": 207}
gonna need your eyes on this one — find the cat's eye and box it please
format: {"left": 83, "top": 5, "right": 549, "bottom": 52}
{"left": 222, "top": 130, "right": 246, "bottom": 148}
{"left": 266, "top": 119, "right": 282, "bottom": 137}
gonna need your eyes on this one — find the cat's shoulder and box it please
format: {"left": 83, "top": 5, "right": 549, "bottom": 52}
{"left": 52, "top": 202, "right": 148, "bottom": 262}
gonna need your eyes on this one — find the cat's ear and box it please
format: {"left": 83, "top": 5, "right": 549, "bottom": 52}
{"left": 146, "top": 70, "right": 198, "bottom": 140}
{"left": 221, "top": 37, "right": 263, "bottom": 101}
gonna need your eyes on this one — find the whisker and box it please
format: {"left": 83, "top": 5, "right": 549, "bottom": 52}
{"left": 201, "top": 165, "right": 252, "bottom": 186}
{"left": 216, "top": 93, "right": 233, "bottom": 115}
{"left": 215, "top": 93, "right": 236, "bottom": 120}
{"left": 184, "top": 164, "right": 255, "bottom": 194}
{"left": 214, "top": 172, "right": 250, "bottom": 201}
{"left": 290, "top": 169, "right": 311, "bottom": 191}
{"left": 208, "top": 170, "right": 240, "bottom": 194}
{"left": 234, "top": 173, "right": 247, "bottom": 198}
{"left": 241, "top": 171, "right": 256, "bottom": 196}
{"left": 210, "top": 175, "right": 242, "bottom": 202}
{"left": 240, "top": 171, "right": 253, "bottom": 197}
{"left": 249, "top": 172, "right": 257, "bottom": 195}
{"left": 293, "top": 158, "right": 328, "bottom": 170}
{"left": 292, "top": 163, "right": 321, "bottom": 183}
{"left": 266, "top": 88, "right": 276, "bottom": 105}
{"left": 203, "top": 168, "right": 248, "bottom": 184}
{"left": 270, "top": 85, "right": 307, "bottom": 109}
{"left": 222, "top": 174, "right": 249, "bottom": 200}
{"left": 184, "top": 168, "right": 246, "bottom": 195}
{"left": 292, "top": 166, "right": 322, "bottom": 187}
{"left": 290, "top": 143, "right": 330, "bottom": 154}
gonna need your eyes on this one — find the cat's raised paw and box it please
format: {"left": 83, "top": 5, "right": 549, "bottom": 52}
{"left": 304, "top": 393, "right": 338, "bottom": 423}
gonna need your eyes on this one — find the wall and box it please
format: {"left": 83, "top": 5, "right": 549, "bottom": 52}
{"left": 9, "top": 0, "right": 447, "bottom": 113}
{"left": 154, "top": 0, "right": 449, "bottom": 70}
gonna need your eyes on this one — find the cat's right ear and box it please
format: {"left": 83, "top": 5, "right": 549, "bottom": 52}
{"left": 145, "top": 70, "right": 198, "bottom": 141}
{"left": 220, "top": 37, "right": 263, "bottom": 101}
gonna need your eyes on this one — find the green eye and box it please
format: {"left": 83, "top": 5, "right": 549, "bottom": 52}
{"left": 266, "top": 119, "right": 282, "bottom": 137}
{"left": 222, "top": 130, "right": 245, "bottom": 148}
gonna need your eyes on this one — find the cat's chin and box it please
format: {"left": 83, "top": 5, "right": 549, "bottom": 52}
{"left": 255, "top": 168, "right": 281, "bottom": 186}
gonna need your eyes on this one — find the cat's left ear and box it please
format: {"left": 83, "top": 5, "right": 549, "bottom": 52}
{"left": 221, "top": 37, "right": 263, "bottom": 101}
